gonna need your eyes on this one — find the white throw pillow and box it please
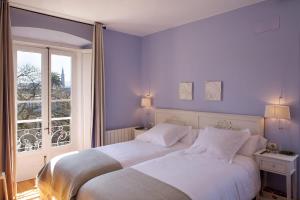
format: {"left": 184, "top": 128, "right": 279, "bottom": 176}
{"left": 237, "top": 135, "right": 260, "bottom": 157}
{"left": 136, "top": 123, "right": 191, "bottom": 147}
{"left": 190, "top": 127, "right": 251, "bottom": 163}
{"left": 259, "top": 136, "right": 267, "bottom": 149}
{"left": 192, "top": 127, "right": 250, "bottom": 147}
{"left": 179, "top": 129, "right": 203, "bottom": 146}
{"left": 238, "top": 135, "right": 267, "bottom": 157}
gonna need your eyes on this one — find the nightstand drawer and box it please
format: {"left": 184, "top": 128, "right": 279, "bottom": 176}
{"left": 260, "top": 159, "right": 287, "bottom": 174}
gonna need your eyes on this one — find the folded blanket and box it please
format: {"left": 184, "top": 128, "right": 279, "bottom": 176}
{"left": 77, "top": 168, "right": 191, "bottom": 200}
{"left": 37, "top": 149, "right": 122, "bottom": 200}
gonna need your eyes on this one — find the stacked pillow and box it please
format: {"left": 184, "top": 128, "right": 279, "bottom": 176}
{"left": 136, "top": 123, "right": 191, "bottom": 147}
{"left": 187, "top": 127, "right": 267, "bottom": 163}
{"left": 238, "top": 134, "right": 267, "bottom": 157}
{"left": 179, "top": 128, "right": 203, "bottom": 146}
{"left": 136, "top": 123, "right": 267, "bottom": 162}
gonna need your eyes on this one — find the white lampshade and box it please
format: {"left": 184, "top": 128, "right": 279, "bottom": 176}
{"left": 141, "top": 97, "right": 152, "bottom": 108}
{"left": 265, "top": 105, "right": 291, "bottom": 120}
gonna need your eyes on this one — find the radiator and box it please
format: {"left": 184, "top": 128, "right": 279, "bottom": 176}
{"left": 104, "top": 127, "right": 135, "bottom": 145}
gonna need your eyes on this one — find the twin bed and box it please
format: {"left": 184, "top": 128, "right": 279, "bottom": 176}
{"left": 38, "top": 109, "right": 265, "bottom": 200}
{"left": 78, "top": 151, "right": 260, "bottom": 200}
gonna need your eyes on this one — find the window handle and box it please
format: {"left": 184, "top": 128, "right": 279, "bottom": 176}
{"left": 44, "top": 127, "right": 50, "bottom": 135}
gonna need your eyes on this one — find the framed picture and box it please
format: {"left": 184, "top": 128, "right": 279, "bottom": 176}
{"left": 205, "top": 81, "right": 222, "bottom": 101}
{"left": 179, "top": 82, "right": 193, "bottom": 100}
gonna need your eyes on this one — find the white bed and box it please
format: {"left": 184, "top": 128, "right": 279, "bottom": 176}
{"left": 98, "top": 139, "right": 188, "bottom": 168}
{"left": 37, "top": 109, "right": 198, "bottom": 200}
{"left": 76, "top": 109, "right": 265, "bottom": 200}
{"left": 97, "top": 109, "right": 200, "bottom": 167}
{"left": 133, "top": 150, "right": 260, "bottom": 200}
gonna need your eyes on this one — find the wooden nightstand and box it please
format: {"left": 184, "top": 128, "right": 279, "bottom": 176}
{"left": 255, "top": 149, "right": 298, "bottom": 200}
{"left": 134, "top": 128, "right": 148, "bottom": 138}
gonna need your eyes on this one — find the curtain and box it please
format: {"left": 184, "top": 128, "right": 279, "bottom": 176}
{"left": 0, "top": 0, "right": 17, "bottom": 199}
{"left": 91, "top": 22, "right": 105, "bottom": 147}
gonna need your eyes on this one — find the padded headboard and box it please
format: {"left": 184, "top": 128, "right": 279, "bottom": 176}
{"left": 154, "top": 109, "right": 264, "bottom": 136}
{"left": 155, "top": 109, "right": 198, "bottom": 128}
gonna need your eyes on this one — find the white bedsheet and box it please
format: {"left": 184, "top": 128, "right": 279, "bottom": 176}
{"left": 97, "top": 140, "right": 189, "bottom": 167}
{"left": 133, "top": 151, "right": 260, "bottom": 200}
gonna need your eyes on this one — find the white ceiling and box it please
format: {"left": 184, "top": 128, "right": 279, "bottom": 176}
{"left": 10, "top": 0, "right": 265, "bottom": 36}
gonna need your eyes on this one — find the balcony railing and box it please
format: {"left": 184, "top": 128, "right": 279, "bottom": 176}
{"left": 17, "top": 124, "right": 70, "bottom": 152}
{"left": 17, "top": 128, "right": 42, "bottom": 152}
{"left": 51, "top": 125, "right": 71, "bottom": 147}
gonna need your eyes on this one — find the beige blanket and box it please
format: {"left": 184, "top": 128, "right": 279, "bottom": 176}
{"left": 37, "top": 149, "right": 122, "bottom": 200}
{"left": 77, "top": 168, "right": 191, "bottom": 200}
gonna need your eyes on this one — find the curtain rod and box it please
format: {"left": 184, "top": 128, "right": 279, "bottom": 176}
{"left": 10, "top": 6, "right": 107, "bottom": 29}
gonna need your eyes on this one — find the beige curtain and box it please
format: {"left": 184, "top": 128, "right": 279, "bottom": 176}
{"left": 91, "top": 22, "right": 105, "bottom": 147}
{"left": 0, "top": 0, "right": 17, "bottom": 199}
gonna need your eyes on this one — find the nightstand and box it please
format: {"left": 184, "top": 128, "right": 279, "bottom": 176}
{"left": 134, "top": 128, "right": 148, "bottom": 138}
{"left": 255, "top": 149, "right": 298, "bottom": 200}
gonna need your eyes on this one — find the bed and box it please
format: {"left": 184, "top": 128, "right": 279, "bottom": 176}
{"left": 77, "top": 151, "right": 260, "bottom": 200}
{"left": 76, "top": 109, "right": 265, "bottom": 200}
{"left": 37, "top": 109, "right": 199, "bottom": 200}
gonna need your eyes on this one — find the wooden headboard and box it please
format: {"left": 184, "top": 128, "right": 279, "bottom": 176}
{"left": 155, "top": 109, "right": 198, "bottom": 128}
{"left": 198, "top": 112, "right": 264, "bottom": 136}
{"left": 155, "top": 109, "right": 264, "bottom": 136}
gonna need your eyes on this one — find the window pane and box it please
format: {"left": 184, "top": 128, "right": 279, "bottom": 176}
{"left": 50, "top": 54, "right": 72, "bottom": 148}
{"left": 17, "top": 122, "right": 42, "bottom": 152}
{"left": 51, "top": 119, "right": 70, "bottom": 146}
{"left": 51, "top": 55, "right": 71, "bottom": 100}
{"left": 17, "top": 51, "right": 42, "bottom": 101}
{"left": 51, "top": 101, "right": 71, "bottom": 118}
{"left": 17, "top": 102, "right": 42, "bottom": 120}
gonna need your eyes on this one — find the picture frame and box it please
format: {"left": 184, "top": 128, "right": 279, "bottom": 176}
{"left": 179, "top": 82, "right": 193, "bottom": 100}
{"left": 205, "top": 81, "right": 222, "bottom": 101}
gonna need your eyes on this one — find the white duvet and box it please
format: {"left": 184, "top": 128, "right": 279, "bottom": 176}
{"left": 133, "top": 150, "right": 260, "bottom": 200}
{"left": 97, "top": 140, "right": 189, "bottom": 167}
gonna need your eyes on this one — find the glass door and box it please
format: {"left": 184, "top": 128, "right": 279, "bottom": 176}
{"left": 15, "top": 45, "right": 77, "bottom": 181}
{"left": 48, "top": 50, "right": 76, "bottom": 158}
{"left": 15, "top": 45, "right": 48, "bottom": 181}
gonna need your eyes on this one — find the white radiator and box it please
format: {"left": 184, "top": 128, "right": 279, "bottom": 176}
{"left": 104, "top": 127, "right": 135, "bottom": 145}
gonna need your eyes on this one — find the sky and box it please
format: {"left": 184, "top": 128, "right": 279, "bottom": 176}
{"left": 51, "top": 54, "right": 72, "bottom": 87}
{"left": 17, "top": 51, "right": 72, "bottom": 87}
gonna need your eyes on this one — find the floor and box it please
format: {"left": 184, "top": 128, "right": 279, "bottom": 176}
{"left": 16, "top": 179, "right": 40, "bottom": 200}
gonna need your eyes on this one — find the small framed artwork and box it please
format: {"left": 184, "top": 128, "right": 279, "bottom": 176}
{"left": 179, "top": 82, "right": 193, "bottom": 100}
{"left": 205, "top": 81, "right": 222, "bottom": 101}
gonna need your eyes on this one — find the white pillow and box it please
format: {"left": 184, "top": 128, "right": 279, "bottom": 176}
{"left": 179, "top": 129, "right": 203, "bottom": 146}
{"left": 238, "top": 135, "right": 267, "bottom": 157}
{"left": 237, "top": 135, "right": 260, "bottom": 157}
{"left": 136, "top": 123, "right": 191, "bottom": 147}
{"left": 189, "top": 127, "right": 251, "bottom": 163}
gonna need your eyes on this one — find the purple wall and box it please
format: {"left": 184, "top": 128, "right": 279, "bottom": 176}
{"left": 104, "top": 29, "right": 142, "bottom": 130}
{"left": 141, "top": 0, "right": 300, "bottom": 191}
